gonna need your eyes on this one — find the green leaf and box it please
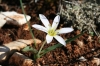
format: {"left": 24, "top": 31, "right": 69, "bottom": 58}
{"left": 65, "top": 32, "right": 83, "bottom": 43}
{"left": 89, "top": 32, "right": 94, "bottom": 36}
{"left": 22, "top": 46, "right": 38, "bottom": 53}
{"left": 40, "top": 32, "right": 83, "bottom": 57}
{"left": 40, "top": 43, "right": 62, "bottom": 57}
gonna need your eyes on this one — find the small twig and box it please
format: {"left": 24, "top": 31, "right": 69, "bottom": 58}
{"left": 0, "top": 13, "right": 17, "bottom": 22}
{"left": 64, "top": 0, "right": 79, "bottom": 5}
{"left": 90, "top": 24, "right": 100, "bottom": 38}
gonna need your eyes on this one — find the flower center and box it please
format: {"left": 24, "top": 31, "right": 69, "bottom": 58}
{"left": 48, "top": 28, "right": 56, "bottom": 36}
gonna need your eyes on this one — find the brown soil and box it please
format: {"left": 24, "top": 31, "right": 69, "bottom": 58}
{"left": 0, "top": 0, "right": 100, "bottom": 66}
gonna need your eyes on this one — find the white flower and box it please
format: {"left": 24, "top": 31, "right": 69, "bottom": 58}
{"left": 32, "top": 14, "right": 73, "bottom": 46}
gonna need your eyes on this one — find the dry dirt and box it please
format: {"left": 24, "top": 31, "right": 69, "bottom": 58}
{"left": 0, "top": 0, "right": 100, "bottom": 66}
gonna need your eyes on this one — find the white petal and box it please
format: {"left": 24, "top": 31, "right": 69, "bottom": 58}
{"left": 39, "top": 14, "right": 50, "bottom": 29}
{"left": 32, "top": 24, "right": 47, "bottom": 33}
{"left": 54, "top": 35, "right": 66, "bottom": 46}
{"left": 52, "top": 15, "right": 60, "bottom": 30}
{"left": 46, "top": 35, "right": 53, "bottom": 44}
{"left": 56, "top": 28, "right": 74, "bottom": 34}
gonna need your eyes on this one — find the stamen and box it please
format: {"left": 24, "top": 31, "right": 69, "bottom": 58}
{"left": 48, "top": 28, "right": 57, "bottom": 36}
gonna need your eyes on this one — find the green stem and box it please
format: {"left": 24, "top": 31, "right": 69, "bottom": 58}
{"left": 37, "top": 40, "right": 46, "bottom": 57}
{"left": 19, "top": 0, "right": 36, "bottom": 46}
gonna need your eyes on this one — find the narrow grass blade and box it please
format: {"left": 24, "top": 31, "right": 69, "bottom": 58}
{"left": 40, "top": 32, "right": 83, "bottom": 57}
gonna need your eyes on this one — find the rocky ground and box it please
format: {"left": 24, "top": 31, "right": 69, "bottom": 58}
{"left": 0, "top": 0, "right": 100, "bottom": 66}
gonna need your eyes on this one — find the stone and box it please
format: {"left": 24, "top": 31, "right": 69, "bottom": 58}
{"left": 0, "top": 11, "right": 31, "bottom": 27}
{"left": 0, "top": 39, "right": 41, "bottom": 63}
{"left": 9, "top": 52, "right": 34, "bottom": 66}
